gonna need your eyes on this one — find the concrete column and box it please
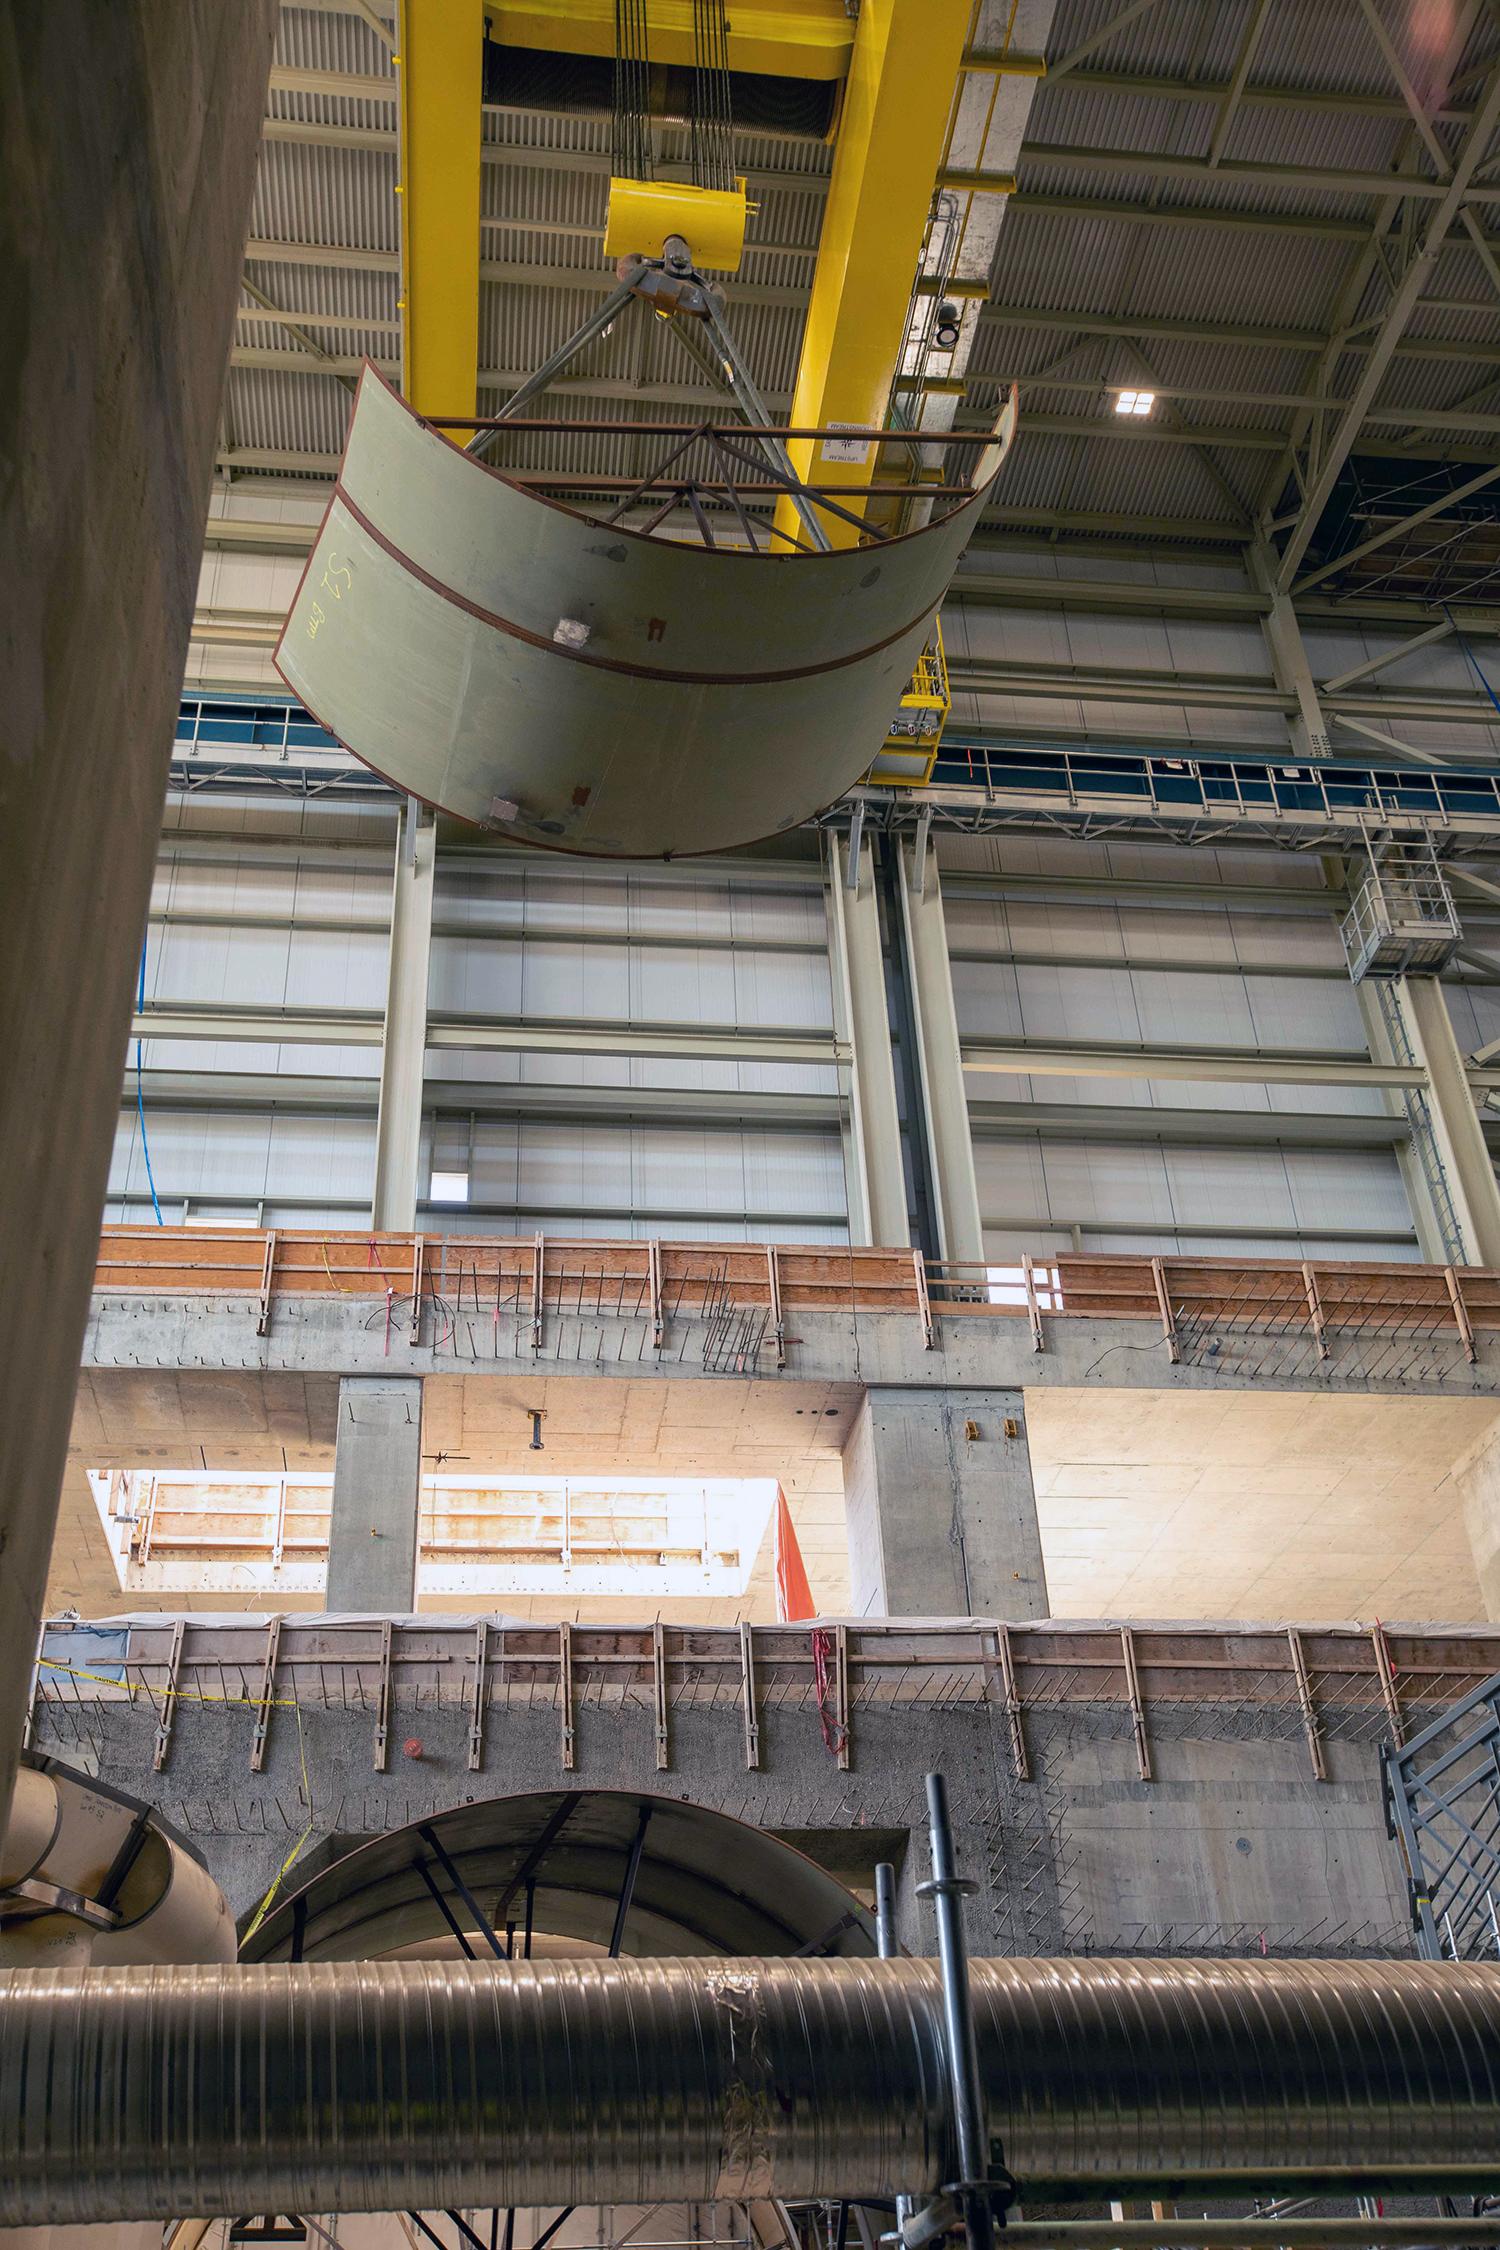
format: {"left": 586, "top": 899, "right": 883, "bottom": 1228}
{"left": 1455, "top": 1412, "right": 1500, "bottom": 1621}
{"left": 825, "top": 832, "right": 908, "bottom": 1247}
{"left": 841, "top": 1386, "right": 1048, "bottom": 1620}
{"left": 371, "top": 802, "right": 436, "bottom": 1231}
{"left": 898, "top": 834, "right": 985, "bottom": 1266}
{"left": 326, "top": 1377, "right": 424, "bottom": 1611}
{"left": 0, "top": 0, "right": 277, "bottom": 1832}
{"left": 1392, "top": 975, "right": 1500, "bottom": 1268}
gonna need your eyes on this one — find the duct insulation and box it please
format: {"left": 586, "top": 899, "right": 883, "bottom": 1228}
{"left": 3, "top": 1954, "right": 1500, "bottom": 2224}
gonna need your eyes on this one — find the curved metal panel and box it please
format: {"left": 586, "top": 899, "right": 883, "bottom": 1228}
{"left": 7, "top": 1954, "right": 1500, "bottom": 2223}
{"left": 245, "top": 1787, "right": 877, "bottom": 1963}
{"left": 276, "top": 369, "right": 1015, "bottom": 857}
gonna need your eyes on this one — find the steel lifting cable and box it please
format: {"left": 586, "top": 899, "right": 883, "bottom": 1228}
{"left": 613, "top": 0, "right": 653, "bottom": 182}
{"left": 690, "top": 0, "right": 735, "bottom": 197}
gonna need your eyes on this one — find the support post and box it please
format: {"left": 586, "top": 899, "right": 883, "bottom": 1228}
{"left": 841, "top": 1386, "right": 1048, "bottom": 1620}
{"left": 326, "top": 1376, "right": 424, "bottom": 1612}
{"left": 898, "top": 833, "right": 985, "bottom": 1268}
{"left": 1391, "top": 977, "right": 1500, "bottom": 1269}
{"left": 825, "top": 831, "right": 908, "bottom": 1247}
{"left": 371, "top": 802, "right": 436, "bottom": 1232}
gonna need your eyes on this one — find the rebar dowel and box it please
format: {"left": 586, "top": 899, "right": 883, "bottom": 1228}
{"left": 918, "top": 1772, "right": 997, "bottom": 2250}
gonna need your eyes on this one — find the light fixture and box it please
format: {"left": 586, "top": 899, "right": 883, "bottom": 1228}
{"left": 934, "top": 301, "right": 962, "bottom": 350}
{"left": 429, "top": 1169, "right": 469, "bottom": 1203}
{"left": 1114, "top": 388, "right": 1154, "bottom": 417}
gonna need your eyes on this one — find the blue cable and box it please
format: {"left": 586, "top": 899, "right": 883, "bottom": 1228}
{"left": 135, "top": 935, "right": 164, "bottom": 1225}
{"left": 1445, "top": 603, "right": 1500, "bottom": 723}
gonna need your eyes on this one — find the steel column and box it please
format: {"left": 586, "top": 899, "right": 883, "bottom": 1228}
{"left": 825, "top": 833, "right": 909, "bottom": 1248}
{"left": 898, "top": 835, "right": 985, "bottom": 1266}
{"left": 1391, "top": 977, "right": 1500, "bottom": 1268}
{"left": 371, "top": 802, "right": 436, "bottom": 1232}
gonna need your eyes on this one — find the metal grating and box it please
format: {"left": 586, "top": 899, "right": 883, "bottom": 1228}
{"left": 1384, "top": 1669, "right": 1500, "bottom": 1962}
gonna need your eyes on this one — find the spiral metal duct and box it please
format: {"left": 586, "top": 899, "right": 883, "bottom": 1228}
{"left": 4, "top": 1954, "right": 1500, "bottom": 2226}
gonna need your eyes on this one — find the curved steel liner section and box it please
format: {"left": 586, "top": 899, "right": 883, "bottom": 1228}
{"left": 5, "top": 1954, "right": 1500, "bottom": 2225}
{"left": 274, "top": 369, "right": 1017, "bottom": 858}
{"left": 1, "top": 1758, "right": 233, "bottom": 1969}
{"left": 246, "top": 1787, "right": 878, "bottom": 1961}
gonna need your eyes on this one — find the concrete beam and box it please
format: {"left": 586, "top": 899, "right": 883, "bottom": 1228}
{"left": 326, "top": 1375, "right": 423, "bottom": 1610}
{"left": 842, "top": 1386, "right": 1048, "bottom": 1619}
{"left": 80, "top": 1294, "right": 1500, "bottom": 1401}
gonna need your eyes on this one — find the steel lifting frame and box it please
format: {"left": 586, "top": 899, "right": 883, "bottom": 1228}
{"left": 1383, "top": 1669, "right": 1500, "bottom": 1961}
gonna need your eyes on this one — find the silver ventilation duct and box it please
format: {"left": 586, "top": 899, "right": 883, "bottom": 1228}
{"left": 3, "top": 1953, "right": 1500, "bottom": 2226}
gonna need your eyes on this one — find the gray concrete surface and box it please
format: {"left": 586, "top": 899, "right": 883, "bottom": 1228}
{"left": 1454, "top": 1410, "right": 1500, "bottom": 1620}
{"left": 33, "top": 1689, "right": 1415, "bottom": 1960}
{"left": 327, "top": 1377, "right": 424, "bottom": 1610}
{"left": 81, "top": 1294, "right": 1500, "bottom": 1399}
{"left": 0, "top": 0, "right": 277, "bottom": 1828}
{"left": 843, "top": 1388, "right": 1048, "bottom": 1618}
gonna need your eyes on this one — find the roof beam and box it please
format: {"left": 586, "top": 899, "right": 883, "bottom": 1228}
{"left": 976, "top": 299, "right": 1500, "bottom": 368}
{"left": 1206, "top": 0, "right": 1272, "bottom": 166}
{"left": 395, "top": 0, "right": 483, "bottom": 426}
{"left": 775, "top": 0, "right": 971, "bottom": 546}
{"left": 1290, "top": 457, "right": 1500, "bottom": 596}
{"left": 1057, "top": 68, "right": 1478, "bottom": 125}
{"left": 1046, "top": 0, "right": 1164, "bottom": 81}
{"left": 1017, "top": 138, "right": 1500, "bottom": 202}
{"left": 1006, "top": 190, "right": 1370, "bottom": 241}
{"left": 1273, "top": 60, "right": 1500, "bottom": 590}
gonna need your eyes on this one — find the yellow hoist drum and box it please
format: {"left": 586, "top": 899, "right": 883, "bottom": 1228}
{"left": 603, "top": 175, "right": 750, "bottom": 272}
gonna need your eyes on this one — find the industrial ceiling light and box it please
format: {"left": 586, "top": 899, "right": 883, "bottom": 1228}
{"left": 1115, "top": 388, "right": 1154, "bottom": 416}
{"left": 934, "top": 301, "right": 962, "bottom": 350}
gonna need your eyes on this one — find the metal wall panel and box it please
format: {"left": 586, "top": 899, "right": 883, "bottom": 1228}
{"left": 122, "top": 822, "right": 848, "bottom": 1238}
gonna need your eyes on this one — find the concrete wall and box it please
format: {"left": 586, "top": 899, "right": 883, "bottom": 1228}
{"left": 0, "top": 0, "right": 276, "bottom": 1824}
{"left": 1454, "top": 1409, "right": 1500, "bottom": 1620}
{"left": 36, "top": 1686, "right": 1414, "bottom": 1959}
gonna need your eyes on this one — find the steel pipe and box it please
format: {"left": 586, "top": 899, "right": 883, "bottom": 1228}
{"left": 5, "top": 1955, "right": 1500, "bottom": 2224}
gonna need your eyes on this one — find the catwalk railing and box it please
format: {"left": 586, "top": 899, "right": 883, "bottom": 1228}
{"left": 93, "top": 1227, "right": 1500, "bottom": 1371}
{"left": 28, "top": 1615, "right": 1500, "bottom": 1784}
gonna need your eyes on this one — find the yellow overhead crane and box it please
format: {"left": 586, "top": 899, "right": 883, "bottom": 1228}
{"left": 394, "top": 0, "right": 484, "bottom": 432}
{"left": 485, "top": 0, "right": 854, "bottom": 80}
{"left": 389, "top": 0, "right": 984, "bottom": 790}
